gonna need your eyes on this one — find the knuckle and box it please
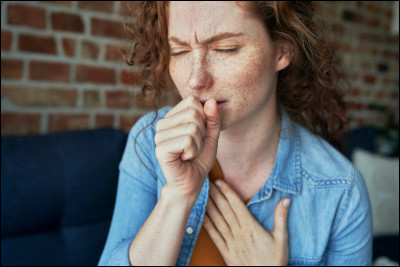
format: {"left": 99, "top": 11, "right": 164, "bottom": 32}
{"left": 185, "top": 135, "right": 195, "bottom": 147}
{"left": 155, "top": 146, "right": 162, "bottom": 159}
{"left": 184, "top": 135, "right": 197, "bottom": 156}
{"left": 189, "top": 109, "right": 201, "bottom": 122}
{"left": 154, "top": 132, "right": 161, "bottom": 145}
{"left": 187, "top": 95, "right": 196, "bottom": 103}
{"left": 278, "top": 210, "right": 288, "bottom": 220}
{"left": 155, "top": 119, "right": 163, "bottom": 131}
{"left": 188, "top": 123, "right": 199, "bottom": 136}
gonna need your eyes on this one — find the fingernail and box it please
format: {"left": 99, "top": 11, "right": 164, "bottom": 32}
{"left": 215, "top": 180, "right": 222, "bottom": 188}
{"left": 283, "top": 198, "right": 291, "bottom": 209}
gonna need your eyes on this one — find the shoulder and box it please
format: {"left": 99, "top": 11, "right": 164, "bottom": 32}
{"left": 127, "top": 106, "right": 173, "bottom": 143}
{"left": 295, "top": 123, "right": 360, "bottom": 188}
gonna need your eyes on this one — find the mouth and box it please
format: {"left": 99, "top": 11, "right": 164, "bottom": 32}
{"left": 199, "top": 100, "right": 227, "bottom": 107}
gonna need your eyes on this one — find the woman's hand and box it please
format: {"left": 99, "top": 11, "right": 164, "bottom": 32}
{"left": 203, "top": 180, "right": 291, "bottom": 266}
{"left": 155, "top": 95, "right": 221, "bottom": 204}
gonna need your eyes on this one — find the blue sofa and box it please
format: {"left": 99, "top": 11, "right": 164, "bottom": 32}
{"left": 1, "top": 126, "right": 398, "bottom": 265}
{"left": 1, "top": 128, "right": 127, "bottom": 266}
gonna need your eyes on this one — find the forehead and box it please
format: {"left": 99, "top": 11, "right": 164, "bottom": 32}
{"left": 168, "top": 1, "right": 257, "bottom": 41}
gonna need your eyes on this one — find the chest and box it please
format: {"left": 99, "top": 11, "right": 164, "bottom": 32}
{"left": 220, "top": 164, "right": 274, "bottom": 201}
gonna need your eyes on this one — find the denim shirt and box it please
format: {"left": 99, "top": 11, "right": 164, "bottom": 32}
{"left": 98, "top": 106, "right": 372, "bottom": 266}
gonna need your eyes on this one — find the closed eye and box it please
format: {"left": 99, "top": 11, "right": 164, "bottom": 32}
{"left": 214, "top": 48, "right": 238, "bottom": 53}
{"left": 170, "top": 51, "right": 189, "bottom": 57}
{"left": 170, "top": 47, "right": 239, "bottom": 57}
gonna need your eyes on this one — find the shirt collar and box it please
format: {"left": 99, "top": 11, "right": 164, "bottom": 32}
{"left": 266, "top": 106, "right": 302, "bottom": 195}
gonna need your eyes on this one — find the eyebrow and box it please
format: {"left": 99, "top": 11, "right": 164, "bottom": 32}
{"left": 168, "top": 32, "right": 244, "bottom": 45}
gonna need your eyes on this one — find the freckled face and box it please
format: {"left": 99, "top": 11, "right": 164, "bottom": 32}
{"left": 168, "top": 1, "right": 280, "bottom": 130}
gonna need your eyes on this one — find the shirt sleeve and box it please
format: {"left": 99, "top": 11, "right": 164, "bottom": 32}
{"left": 98, "top": 113, "right": 160, "bottom": 266}
{"left": 325, "top": 168, "right": 373, "bottom": 266}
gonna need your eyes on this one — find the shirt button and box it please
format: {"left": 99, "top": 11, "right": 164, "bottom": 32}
{"left": 186, "top": 226, "right": 194, "bottom": 235}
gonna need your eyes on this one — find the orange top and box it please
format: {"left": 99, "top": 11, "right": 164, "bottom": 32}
{"left": 189, "top": 161, "right": 250, "bottom": 266}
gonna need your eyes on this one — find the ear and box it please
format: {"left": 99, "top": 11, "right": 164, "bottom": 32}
{"left": 275, "top": 41, "right": 293, "bottom": 72}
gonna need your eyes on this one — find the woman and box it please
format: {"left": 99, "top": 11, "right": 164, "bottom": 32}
{"left": 99, "top": 1, "right": 372, "bottom": 266}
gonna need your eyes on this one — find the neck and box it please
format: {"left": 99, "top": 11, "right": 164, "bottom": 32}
{"left": 216, "top": 99, "right": 281, "bottom": 179}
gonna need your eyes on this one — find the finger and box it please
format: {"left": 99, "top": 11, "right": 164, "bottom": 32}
{"left": 155, "top": 134, "right": 199, "bottom": 162}
{"left": 214, "top": 180, "right": 253, "bottom": 227}
{"left": 154, "top": 122, "right": 205, "bottom": 150}
{"left": 165, "top": 95, "right": 206, "bottom": 123}
{"left": 272, "top": 198, "right": 291, "bottom": 244}
{"left": 156, "top": 108, "right": 206, "bottom": 137}
{"left": 206, "top": 197, "right": 234, "bottom": 243}
{"left": 203, "top": 214, "right": 229, "bottom": 255}
{"left": 203, "top": 99, "right": 221, "bottom": 143}
{"left": 209, "top": 182, "right": 241, "bottom": 237}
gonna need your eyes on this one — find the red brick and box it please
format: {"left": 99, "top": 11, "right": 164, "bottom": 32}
{"left": 119, "top": 114, "right": 141, "bottom": 132}
{"left": 8, "top": 4, "right": 46, "bottom": 29}
{"left": 83, "top": 90, "right": 100, "bottom": 108}
{"left": 29, "top": 61, "right": 70, "bottom": 82}
{"left": 367, "top": 18, "right": 380, "bottom": 28}
{"left": 333, "top": 41, "right": 351, "bottom": 52}
{"left": 18, "top": 34, "right": 57, "bottom": 55}
{"left": 52, "top": 13, "right": 84, "bottom": 33}
{"left": 356, "top": 45, "right": 369, "bottom": 54}
{"left": 106, "top": 90, "right": 131, "bottom": 108}
{"left": 78, "top": 1, "right": 114, "bottom": 13}
{"left": 386, "top": 9, "right": 393, "bottom": 19}
{"left": 375, "top": 91, "right": 385, "bottom": 99}
{"left": 133, "top": 90, "right": 175, "bottom": 109}
{"left": 118, "top": 2, "right": 132, "bottom": 16}
{"left": 1, "top": 59, "right": 23, "bottom": 79}
{"left": 360, "top": 61, "right": 372, "bottom": 71}
{"left": 386, "top": 36, "right": 399, "bottom": 46}
{"left": 81, "top": 40, "right": 99, "bottom": 60}
{"left": 41, "top": 1, "right": 72, "bottom": 7}
{"left": 91, "top": 17, "right": 123, "bottom": 39}
{"left": 383, "top": 50, "right": 398, "bottom": 59}
{"left": 363, "top": 75, "right": 376, "bottom": 84}
{"left": 95, "top": 114, "right": 114, "bottom": 128}
{"left": 1, "top": 113, "right": 41, "bottom": 135}
{"left": 326, "top": 7, "right": 338, "bottom": 19}
{"left": 2, "top": 86, "right": 77, "bottom": 107}
{"left": 76, "top": 65, "right": 116, "bottom": 84}
{"left": 49, "top": 114, "right": 89, "bottom": 133}
{"left": 346, "top": 102, "right": 362, "bottom": 111}
{"left": 1, "top": 31, "right": 12, "bottom": 51}
{"left": 105, "top": 44, "right": 129, "bottom": 62}
{"left": 382, "top": 77, "right": 393, "bottom": 86}
{"left": 359, "top": 32, "right": 383, "bottom": 43}
{"left": 366, "top": 3, "right": 380, "bottom": 13}
{"left": 62, "top": 38, "right": 75, "bottom": 57}
{"left": 350, "top": 88, "right": 360, "bottom": 97}
{"left": 120, "top": 69, "right": 143, "bottom": 86}
{"left": 330, "top": 23, "right": 344, "bottom": 35}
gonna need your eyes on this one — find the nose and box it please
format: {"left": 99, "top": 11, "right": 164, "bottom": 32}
{"left": 187, "top": 53, "right": 213, "bottom": 91}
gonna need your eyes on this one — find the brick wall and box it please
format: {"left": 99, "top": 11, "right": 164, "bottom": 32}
{"left": 315, "top": 1, "right": 399, "bottom": 129}
{"left": 1, "top": 1, "right": 399, "bottom": 135}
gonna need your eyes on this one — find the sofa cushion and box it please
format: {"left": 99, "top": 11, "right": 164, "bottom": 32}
{"left": 1, "top": 219, "right": 111, "bottom": 266}
{"left": 1, "top": 128, "right": 127, "bottom": 237}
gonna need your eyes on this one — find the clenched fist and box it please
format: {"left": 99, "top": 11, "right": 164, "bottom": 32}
{"left": 155, "top": 95, "right": 221, "bottom": 203}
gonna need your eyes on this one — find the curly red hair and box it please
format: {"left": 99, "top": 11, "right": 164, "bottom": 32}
{"left": 123, "top": 1, "right": 349, "bottom": 152}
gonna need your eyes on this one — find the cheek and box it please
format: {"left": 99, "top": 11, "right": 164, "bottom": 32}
{"left": 214, "top": 48, "right": 273, "bottom": 102}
